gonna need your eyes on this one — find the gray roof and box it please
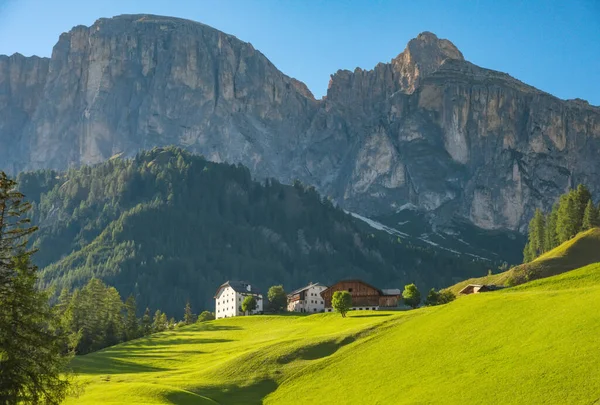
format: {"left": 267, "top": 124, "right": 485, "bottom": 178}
{"left": 214, "top": 280, "right": 262, "bottom": 298}
{"left": 287, "top": 282, "right": 328, "bottom": 297}
{"left": 381, "top": 288, "right": 401, "bottom": 296}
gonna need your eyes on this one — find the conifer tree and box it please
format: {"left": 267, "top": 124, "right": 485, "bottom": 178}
{"left": 544, "top": 205, "right": 559, "bottom": 252}
{"left": 0, "top": 172, "right": 72, "bottom": 404}
{"left": 152, "top": 310, "right": 166, "bottom": 332}
{"left": 574, "top": 184, "right": 592, "bottom": 230}
{"left": 582, "top": 199, "right": 599, "bottom": 230}
{"left": 184, "top": 301, "right": 196, "bottom": 325}
{"left": 124, "top": 294, "right": 139, "bottom": 340}
{"left": 141, "top": 307, "right": 152, "bottom": 336}
{"left": 556, "top": 193, "right": 578, "bottom": 243}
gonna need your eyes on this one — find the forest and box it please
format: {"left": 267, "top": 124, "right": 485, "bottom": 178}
{"left": 17, "top": 147, "right": 489, "bottom": 316}
{"left": 523, "top": 185, "right": 600, "bottom": 262}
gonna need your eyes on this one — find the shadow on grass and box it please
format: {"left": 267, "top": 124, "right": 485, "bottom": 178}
{"left": 277, "top": 336, "right": 356, "bottom": 364}
{"left": 191, "top": 379, "right": 278, "bottom": 405}
{"left": 71, "top": 356, "right": 168, "bottom": 375}
{"left": 197, "top": 324, "right": 243, "bottom": 331}
{"left": 350, "top": 313, "right": 393, "bottom": 318}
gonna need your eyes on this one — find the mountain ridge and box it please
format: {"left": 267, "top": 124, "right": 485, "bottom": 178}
{"left": 2, "top": 14, "right": 600, "bottom": 234}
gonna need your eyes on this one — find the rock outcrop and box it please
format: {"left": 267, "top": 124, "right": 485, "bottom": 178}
{"left": 1, "top": 14, "right": 599, "bottom": 232}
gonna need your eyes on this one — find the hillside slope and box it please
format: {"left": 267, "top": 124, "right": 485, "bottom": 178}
{"left": 21, "top": 147, "right": 486, "bottom": 315}
{"left": 67, "top": 262, "right": 600, "bottom": 404}
{"left": 447, "top": 227, "right": 600, "bottom": 295}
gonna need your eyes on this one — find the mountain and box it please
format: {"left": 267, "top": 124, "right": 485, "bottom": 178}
{"left": 2, "top": 14, "right": 600, "bottom": 235}
{"left": 21, "top": 147, "right": 487, "bottom": 315}
{"left": 67, "top": 261, "right": 600, "bottom": 404}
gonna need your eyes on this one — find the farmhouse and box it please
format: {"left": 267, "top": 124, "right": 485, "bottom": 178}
{"left": 459, "top": 284, "right": 505, "bottom": 295}
{"left": 320, "top": 280, "right": 401, "bottom": 311}
{"left": 214, "top": 280, "right": 263, "bottom": 319}
{"left": 287, "top": 282, "right": 328, "bottom": 313}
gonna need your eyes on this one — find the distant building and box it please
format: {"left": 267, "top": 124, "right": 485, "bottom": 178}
{"left": 214, "top": 281, "right": 263, "bottom": 319}
{"left": 287, "top": 282, "right": 328, "bottom": 313}
{"left": 320, "top": 280, "right": 401, "bottom": 312}
{"left": 458, "top": 284, "right": 505, "bottom": 295}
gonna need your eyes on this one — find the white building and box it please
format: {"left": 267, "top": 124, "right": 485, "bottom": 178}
{"left": 287, "top": 282, "right": 328, "bottom": 313}
{"left": 215, "top": 281, "right": 263, "bottom": 319}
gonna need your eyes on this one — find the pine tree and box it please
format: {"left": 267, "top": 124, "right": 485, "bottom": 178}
{"left": 152, "top": 310, "right": 166, "bottom": 332}
{"left": 556, "top": 193, "right": 578, "bottom": 243}
{"left": 574, "top": 184, "right": 592, "bottom": 231}
{"left": 525, "top": 209, "right": 546, "bottom": 260}
{"left": 141, "top": 307, "right": 152, "bottom": 336}
{"left": 0, "top": 172, "right": 72, "bottom": 404}
{"left": 184, "top": 301, "right": 196, "bottom": 325}
{"left": 544, "top": 205, "right": 559, "bottom": 252}
{"left": 582, "top": 199, "right": 599, "bottom": 230}
{"left": 124, "top": 294, "right": 139, "bottom": 340}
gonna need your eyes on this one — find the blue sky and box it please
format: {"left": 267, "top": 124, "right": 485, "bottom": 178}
{"left": 0, "top": 0, "right": 599, "bottom": 104}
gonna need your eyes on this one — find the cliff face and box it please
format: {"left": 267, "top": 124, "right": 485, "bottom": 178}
{"left": 1, "top": 15, "right": 599, "bottom": 232}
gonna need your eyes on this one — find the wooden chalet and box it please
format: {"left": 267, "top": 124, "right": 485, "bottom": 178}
{"left": 458, "top": 284, "right": 505, "bottom": 295}
{"left": 320, "top": 280, "right": 401, "bottom": 311}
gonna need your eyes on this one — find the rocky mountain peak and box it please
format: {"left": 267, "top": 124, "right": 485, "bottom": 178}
{"left": 391, "top": 31, "right": 464, "bottom": 93}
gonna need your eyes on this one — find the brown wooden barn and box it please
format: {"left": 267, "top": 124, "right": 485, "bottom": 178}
{"left": 458, "top": 284, "right": 505, "bottom": 295}
{"left": 320, "top": 280, "right": 401, "bottom": 311}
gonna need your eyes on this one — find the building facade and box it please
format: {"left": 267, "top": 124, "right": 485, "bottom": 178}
{"left": 287, "top": 282, "right": 328, "bottom": 313}
{"left": 320, "top": 280, "right": 401, "bottom": 312}
{"left": 214, "top": 281, "right": 263, "bottom": 319}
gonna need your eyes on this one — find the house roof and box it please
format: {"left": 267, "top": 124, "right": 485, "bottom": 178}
{"left": 381, "top": 288, "right": 401, "bottom": 296}
{"left": 321, "top": 279, "right": 399, "bottom": 296}
{"left": 458, "top": 284, "right": 505, "bottom": 294}
{"left": 214, "top": 280, "right": 262, "bottom": 298}
{"left": 287, "top": 282, "right": 328, "bottom": 297}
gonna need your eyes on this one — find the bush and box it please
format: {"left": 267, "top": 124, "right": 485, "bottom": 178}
{"left": 197, "top": 311, "right": 215, "bottom": 322}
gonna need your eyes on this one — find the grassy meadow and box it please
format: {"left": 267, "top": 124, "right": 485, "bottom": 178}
{"left": 447, "top": 227, "right": 600, "bottom": 295}
{"left": 67, "top": 261, "right": 600, "bottom": 404}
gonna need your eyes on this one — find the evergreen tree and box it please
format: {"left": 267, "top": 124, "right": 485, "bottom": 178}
{"left": 524, "top": 209, "right": 546, "bottom": 261}
{"left": 544, "top": 205, "right": 559, "bottom": 252}
{"left": 141, "top": 307, "right": 152, "bottom": 336}
{"left": 152, "top": 310, "right": 166, "bottom": 333}
{"left": 0, "top": 172, "right": 72, "bottom": 404}
{"left": 582, "top": 199, "right": 599, "bottom": 230}
{"left": 574, "top": 184, "right": 592, "bottom": 230}
{"left": 424, "top": 288, "right": 440, "bottom": 306}
{"left": 124, "top": 295, "right": 139, "bottom": 340}
{"left": 183, "top": 301, "right": 196, "bottom": 325}
{"left": 556, "top": 193, "right": 578, "bottom": 243}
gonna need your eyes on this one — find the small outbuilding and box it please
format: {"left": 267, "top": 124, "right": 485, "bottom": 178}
{"left": 459, "top": 284, "right": 505, "bottom": 295}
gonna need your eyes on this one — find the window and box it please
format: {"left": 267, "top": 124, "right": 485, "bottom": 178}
{"left": 348, "top": 288, "right": 353, "bottom": 292}
{"left": 314, "top": 308, "right": 317, "bottom": 312}
{"left": 321, "top": 301, "right": 323, "bottom": 304}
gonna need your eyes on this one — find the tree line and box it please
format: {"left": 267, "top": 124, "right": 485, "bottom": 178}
{"left": 524, "top": 185, "right": 599, "bottom": 262}
{"left": 17, "top": 147, "right": 488, "bottom": 316}
{"left": 54, "top": 278, "right": 214, "bottom": 355}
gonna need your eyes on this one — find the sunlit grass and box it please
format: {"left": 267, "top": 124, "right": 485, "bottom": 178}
{"left": 68, "top": 261, "right": 600, "bottom": 404}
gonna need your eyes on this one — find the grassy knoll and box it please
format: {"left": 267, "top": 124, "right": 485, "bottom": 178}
{"left": 68, "top": 262, "right": 600, "bottom": 404}
{"left": 447, "top": 227, "right": 600, "bottom": 295}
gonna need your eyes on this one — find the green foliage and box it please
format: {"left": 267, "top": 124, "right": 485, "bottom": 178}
{"left": 183, "top": 301, "right": 196, "bottom": 325}
{"left": 267, "top": 285, "right": 287, "bottom": 313}
{"left": 242, "top": 296, "right": 258, "bottom": 314}
{"left": 16, "top": 147, "right": 488, "bottom": 317}
{"left": 197, "top": 311, "right": 215, "bottom": 323}
{"left": 66, "top": 262, "right": 600, "bottom": 404}
{"left": 152, "top": 310, "right": 167, "bottom": 333}
{"left": 582, "top": 200, "right": 599, "bottom": 230}
{"left": 424, "top": 288, "right": 454, "bottom": 306}
{"left": 331, "top": 291, "right": 352, "bottom": 317}
{"left": 141, "top": 308, "right": 152, "bottom": 336}
{"left": 524, "top": 185, "right": 598, "bottom": 262}
{"left": 0, "top": 172, "right": 72, "bottom": 404}
{"left": 402, "top": 283, "right": 421, "bottom": 309}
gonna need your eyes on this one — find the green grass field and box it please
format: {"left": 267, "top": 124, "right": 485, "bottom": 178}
{"left": 67, "top": 258, "right": 600, "bottom": 404}
{"left": 448, "top": 227, "right": 600, "bottom": 295}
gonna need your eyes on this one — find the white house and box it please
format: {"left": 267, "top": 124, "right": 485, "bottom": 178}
{"left": 287, "top": 282, "right": 328, "bottom": 313}
{"left": 214, "top": 281, "right": 263, "bottom": 319}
